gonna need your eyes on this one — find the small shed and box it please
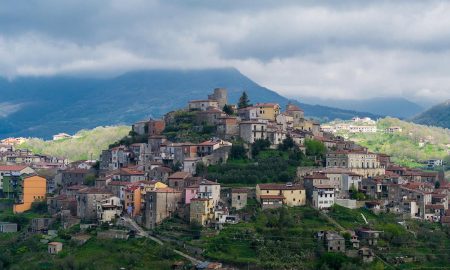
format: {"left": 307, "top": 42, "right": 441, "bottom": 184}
{"left": 48, "top": 242, "right": 63, "bottom": 254}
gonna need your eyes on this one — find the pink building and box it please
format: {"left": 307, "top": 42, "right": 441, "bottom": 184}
{"left": 184, "top": 185, "right": 198, "bottom": 205}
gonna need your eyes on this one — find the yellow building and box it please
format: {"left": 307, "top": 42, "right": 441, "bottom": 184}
{"left": 14, "top": 175, "right": 47, "bottom": 213}
{"left": 255, "top": 103, "right": 280, "bottom": 121}
{"left": 189, "top": 198, "right": 214, "bottom": 226}
{"left": 125, "top": 181, "right": 168, "bottom": 217}
{"left": 256, "top": 183, "right": 306, "bottom": 208}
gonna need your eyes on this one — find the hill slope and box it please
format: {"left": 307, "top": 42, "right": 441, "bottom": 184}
{"left": 337, "top": 117, "right": 450, "bottom": 168}
{"left": 0, "top": 68, "right": 379, "bottom": 139}
{"left": 412, "top": 100, "right": 450, "bottom": 128}
{"left": 18, "top": 126, "right": 130, "bottom": 161}
{"left": 299, "top": 96, "right": 424, "bottom": 119}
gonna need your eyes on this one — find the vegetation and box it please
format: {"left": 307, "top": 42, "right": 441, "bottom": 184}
{"left": 201, "top": 206, "right": 360, "bottom": 269}
{"left": 0, "top": 202, "right": 183, "bottom": 270}
{"left": 162, "top": 110, "right": 215, "bottom": 143}
{"left": 18, "top": 126, "right": 130, "bottom": 161}
{"left": 238, "top": 91, "right": 251, "bottom": 109}
{"left": 331, "top": 117, "right": 450, "bottom": 168}
{"left": 413, "top": 99, "right": 450, "bottom": 129}
{"left": 198, "top": 204, "right": 450, "bottom": 269}
{"left": 0, "top": 235, "right": 181, "bottom": 270}
{"left": 222, "top": 104, "right": 234, "bottom": 115}
{"left": 206, "top": 138, "right": 320, "bottom": 185}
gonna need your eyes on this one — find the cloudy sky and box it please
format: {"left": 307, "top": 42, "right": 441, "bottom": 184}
{"left": 1, "top": 0, "right": 450, "bottom": 104}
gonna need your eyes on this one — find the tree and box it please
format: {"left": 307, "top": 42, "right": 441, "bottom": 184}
{"left": 30, "top": 201, "right": 48, "bottom": 214}
{"left": 238, "top": 91, "right": 250, "bottom": 109}
{"left": 230, "top": 144, "right": 247, "bottom": 159}
{"left": 195, "top": 161, "right": 208, "bottom": 177}
{"left": 222, "top": 104, "right": 234, "bottom": 115}
{"left": 190, "top": 220, "right": 202, "bottom": 239}
{"left": 251, "top": 138, "right": 271, "bottom": 156}
{"left": 84, "top": 174, "right": 96, "bottom": 186}
{"left": 435, "top": 181, "right": 441, "bottom": 189}
{"left": 278, "top": 135, "right": 295, "bottom": 151}
{"left": 305, "top": 139, "right": 327, "bottom": 158}
{"left": 171, "top": 161, "right": 182, "bottom": 172}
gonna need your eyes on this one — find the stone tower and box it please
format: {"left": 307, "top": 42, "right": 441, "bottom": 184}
{"left": 208, "top": 88, "right": 228, "bottom": 109}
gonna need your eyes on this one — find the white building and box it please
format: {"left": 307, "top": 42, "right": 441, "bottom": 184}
{"left": 198, "top": 179, "right": 221, "bottom": 206}
{"left": 239, "top": 120, "right": 268, "bottom": 143}
{"left": 348, "top": 125, "right": 377, "bottom": 133}
{"left": 96, "top": 196, "right": 123, "bottom": 223}
{"left": 313, "top": 184, "right": 335, "bottom": 209}
{"left": 342, "top": 173, "right": 363, "bottom": 192}
{"left": 188, "top": 100, "right": 219, "bottom": 111}
{"left": 53, "top": 133, "right": 72, "bottom": 141}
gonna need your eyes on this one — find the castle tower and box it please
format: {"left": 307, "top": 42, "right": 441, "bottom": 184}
{"left": 208, "top": 88, "right": 228, "bottom": 109}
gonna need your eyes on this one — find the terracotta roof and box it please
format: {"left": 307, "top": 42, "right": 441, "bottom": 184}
{"left": 108, "top": 181, "right": 130, "bottom": 186}
{"left": 313, "top": 184, "right": 334, "bottom": 189}
{"left": 258, "top": 183, "right": 304, "bottom": 190}
{"left": 66, "top": 185, "right": 88, "bottom": 190}
{"left": 304, "top": 173, "right": 329, "bottom": 180}
{"left": 168, "top": 171, "right": 191, "bottom": 179}
{"left": 426, "top": 204, "right": 445, "bottom": 210}
{"left": 120, "top": 168, "right": 144, "bottom": 176}
{"left": 153, "top": 166, "right": 173, "bottom": 173}
{"left": 420, "top": 171, "right": 438, "bottom": 177}
{"left": 231, "top": 188, "right": 248, "bottom": 193}
{"left": 0, "top": 165, "right": 29, "bottom": 171}
{"left": 255, "top": 103, "right": 279, "bottom": 108}
{"left": 199, "top": 179, "right": 219, "bottom": 185}
{"left": 77, "top": 188, "right": 112, "bottom": 195}
{"left": 260, "top": 195, "right": 285, "bottom": 200}
{"left": 286, "top": 104, "right": 303, "bottom": 112}
{"left": 152, "top": 188, "right": 181, "bottom": 193}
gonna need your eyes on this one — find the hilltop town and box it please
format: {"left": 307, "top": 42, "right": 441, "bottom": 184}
{"left": 1, "top": 88, "right": 450, "bottom": 269}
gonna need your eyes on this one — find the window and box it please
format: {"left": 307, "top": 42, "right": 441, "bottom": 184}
{"left": 237, "top": 195, "right": 241, "bottom": 200}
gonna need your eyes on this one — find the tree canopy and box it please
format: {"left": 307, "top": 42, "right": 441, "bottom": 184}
{"left": 238, "top": 91, "right": 251, "bottom": 109}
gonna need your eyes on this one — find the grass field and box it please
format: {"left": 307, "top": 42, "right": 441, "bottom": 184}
{"left": 18, "top": 125, "right": 130, "bottom": 161}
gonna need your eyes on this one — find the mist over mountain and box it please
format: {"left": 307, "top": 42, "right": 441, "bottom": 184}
{"left": 297, "top": 96, "right": 424, "bottom": 119}
{"left": 0, "top": 68, "right": 380, "bottom": 139}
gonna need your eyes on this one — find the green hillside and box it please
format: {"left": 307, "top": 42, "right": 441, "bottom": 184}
{"left": 18, "top": 126, "right": 130, "bottom": 162}
{"left": 339, "top": 118, "right": 450, "bottom": 168}
{"left": 413, "top": 100, "right": 450, "bottom": 129}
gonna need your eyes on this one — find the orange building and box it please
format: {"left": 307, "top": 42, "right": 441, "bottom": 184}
{"left": 124, "top": 181, "right": 168, "bottom": 217}
{"left": 14, "top": 175, "right": 47, "bottom": 213}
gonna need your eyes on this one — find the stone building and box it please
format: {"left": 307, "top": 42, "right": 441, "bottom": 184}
{"left": 231, "top": 189, "right": 248, "bottom": 210}
{"left": 144, "top": 188, "right": 182, "bottom": 229}
{"left": 239, "top": 120, "right": 268, "bottom": 144}
{"left": 326, "top": 150, "right": 385, "bottom": 177}
{"left": 208, "top": 88, "right": 228, "bottom": 109}
{"left": 76, "top": 188, "right": 113, "bottom": 221}
{"left": 325, "top": 232, "right": 345, "bottom": 252}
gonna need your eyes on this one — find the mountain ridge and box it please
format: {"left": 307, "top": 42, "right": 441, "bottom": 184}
{"left": 412, "top": 99, "right": 450, "bottom": 129}
{"left": 0, "top": 68, "right": 381, "bottom": 139}
{"left": 297, "top": 96, "right": 424, "bottom": 119}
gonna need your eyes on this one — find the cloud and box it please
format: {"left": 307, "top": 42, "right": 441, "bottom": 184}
{"left": 1, "top": 0, "right": 450, "bottom": 103}
{"left": 0, "top": 102, "right": 23, "bottom": 118}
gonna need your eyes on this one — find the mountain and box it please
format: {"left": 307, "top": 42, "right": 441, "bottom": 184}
{"left": 297, "top": 96, "right": 424, "bottom": 119}
{"left": 412, "top": 100, "right": 450, "bottom": 128}
{"left": 0, "top": 68, "right": 380, "bottom": 139}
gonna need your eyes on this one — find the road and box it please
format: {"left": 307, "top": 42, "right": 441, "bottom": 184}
{"left": 120, "top": 216, "right": 202, "bottom": 265}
